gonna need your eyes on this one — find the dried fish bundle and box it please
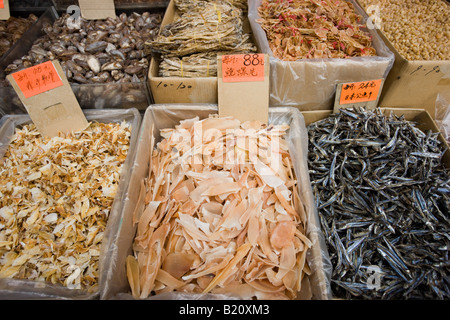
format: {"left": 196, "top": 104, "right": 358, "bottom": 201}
{"left": 127, "top": 115, "right": 312, "bottom": 299}
{"left": 4, "top": 12, "right": 162, "bottom": 84}
{"left": 257, "top": 0, "right": 376, "bottom": 60}
{"left": 159, "top": 49, "right": 254, "bottom": 77}
{"left": 307, "top": 107, "right": 450, "bottom": 299}
{"left": 0, "top": 121, "right": 131, "bottom": 292}
{"left": 149, "top": 1, "right": 256, "bottom": 58}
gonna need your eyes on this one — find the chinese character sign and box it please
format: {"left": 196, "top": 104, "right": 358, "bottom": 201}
{"left": 339, "top": 79, "right": 383, "bottom": 105}
{"left": 11, "top": 61, "right": 63, "bottom": 99}
{"left": 222, "top": 54, "right": 265, "bottom": 83}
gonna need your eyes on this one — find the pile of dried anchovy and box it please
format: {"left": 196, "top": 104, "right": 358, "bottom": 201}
{"left": 0, "top": 14, "right": 38, "bottom": 57}
{"left": 151, "top": 0, "right": 256, "bottom": 77}
{"left": 257, "top": 0, "right": 376, "bottom": 60}
{"left": 308, "top": 107, "right": 450, "bottom": 299}
{"left": 4, "top": 12, "right": 162, "bottom": 84}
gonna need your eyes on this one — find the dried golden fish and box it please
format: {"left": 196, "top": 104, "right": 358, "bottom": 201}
{"left": 127, "top": 115, "right": 311, "bottom": 299}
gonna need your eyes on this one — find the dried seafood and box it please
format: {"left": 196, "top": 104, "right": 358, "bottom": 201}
{"left": 159, "top": 50, "right": 253, "bottom": 77}
{"left": 358, "top": 0, "right": 449, "bottom": 60}
{"left": 257, "top": 0, "right": 376, "bottom": 60}
{"left": 149, "top": 0, "right": 256, "bottom": 59}
{"left": 175, "top": 0, "right": 248, "bottom": 13}
{"left": 127, "top": 115, "right": 311, "bottom": 299}
{"left": 0, "top": 121, "right": 131, "bottom": 292}
{"left": 308, "top": 107, "right": 450, "bottom": 299}
{"left": 4, "top": 12, "right": 162, "bottom": 84}
{"left": 0, "top": 14, "right": 38, "bottom": 57}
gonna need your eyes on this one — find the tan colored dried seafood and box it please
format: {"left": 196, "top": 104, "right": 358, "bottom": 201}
{"left": 0, "top": 121, "right": 131, "bottom": 292}
{"left": 257, "top": 0, "right": 376, "bottom": 60}
{"left": 127, "top": 115, "right": 311, "bottom": 300}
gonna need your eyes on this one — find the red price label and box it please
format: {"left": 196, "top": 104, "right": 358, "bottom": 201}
{"left": 339, "top": 79, "right": 382, "bottom": 105}
{"left": 0, "top": 0, "right": 4, "bottom": 9}
{"left": 11, "top": 61, "right": 63, "bottom": 99}
{"left": 222, "top": 54, "right": 265, "bottom": 83}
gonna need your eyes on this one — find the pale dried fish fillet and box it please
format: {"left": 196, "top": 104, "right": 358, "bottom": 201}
{"left": 127, "top": 115, "right": 312, "bottom": 300}
{"left": 0, "top": 121, "right": 131, "bottom": 292}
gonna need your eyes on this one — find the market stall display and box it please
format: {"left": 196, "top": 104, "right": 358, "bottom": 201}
{"left": 0, "top": 0, "right": 448, "bottom": 302}
{"left": 0, "top": 14, "right": 38, "bottom": 57}
{"left": 147, "top": 0, "right": 257, "bottom": 103}
{"left": 357, "top": 0, "right": 450, "bottom": 113}
{"left": 248, "top": 0, "right": 394, "bottom": 110}
{"left": 0, "top": 109, "right": 141, "bottom": 299}
{"left": 99, "top": 105, "right": 332, "bottom": 300}
{"left": 0, "top": 9, "right": 162, "bottom": 112}
{"left": 306, "top": 107, "right": 450, "bottom": 299}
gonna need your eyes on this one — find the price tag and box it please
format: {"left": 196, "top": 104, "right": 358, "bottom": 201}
{"left": 78, "top": 0, "right": 116, "bottom": 20}
{"left": 7, "top": 60, "right": 88, "bottom": 138}
{"left": 222, "top": 54, "right": 265, "bottom": 83}
{"left": 218, "top": 54, "right": 269, "bottom": 123}
{"left": 0, "top": 0, "right": 10, "bottom": 20}
{"left": 11, "top": 61, "right": 63, "bottom": 99}
{"left": 334, "top": 79, "right": 384, "bottom": 112}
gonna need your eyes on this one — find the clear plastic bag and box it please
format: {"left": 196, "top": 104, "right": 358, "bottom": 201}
{"left": 101, "top": 104, "right": 333, "bottom": 300}
{"left": 248, "top": 0, "right": 395, "bottom": 110}
{"left": 0, "top": 108, "right": 141, "bottom": 299}
{"left": 435, "top": 91, "right": 450, "bottom": 145}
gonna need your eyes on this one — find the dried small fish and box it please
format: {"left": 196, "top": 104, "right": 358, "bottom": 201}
{"left": 0, "top": 121, "right": 132, "bottom": 292}
{"left": 127, "top": 115, "right": 311, "bottom": 299}
{"left": 308, "top": 107, "right": 450, "bottom": 300}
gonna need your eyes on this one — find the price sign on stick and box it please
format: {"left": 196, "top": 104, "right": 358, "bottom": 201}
{"left": 218, "top": 54, "right": 270, "bottom": 123}
{"left": 334, "top": 79, "right": 384, "bottom": 113}
{"left": 7, "top": 60, "right": 88, "bottom": 138}
{"left": 78, "top": 0, "right": 116, "bottom": 20}
{"left": 0, "top": 0, "right": 10, "bottom": 20}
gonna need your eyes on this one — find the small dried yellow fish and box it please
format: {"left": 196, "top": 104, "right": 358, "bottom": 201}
{"left": 127, "top": 115, "right": 311, "bottom": 299}
{"left": 0, "top": 121, "right": 131, "bottom": 292}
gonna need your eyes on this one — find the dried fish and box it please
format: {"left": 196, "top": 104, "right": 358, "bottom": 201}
{"left": 0, "top": 121, "right": 132, "bottom": 292}
{"left": 127, "top": 115, "right": 311, "bottom": 299}
{"left": 149, "top": 0, "right": 256, "bottom": 78}
{"left": 308, "top": 107, "right": 450, "bottom": 299}
{"left": 158, "top": 50, "right": 254, "bottom": 78}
